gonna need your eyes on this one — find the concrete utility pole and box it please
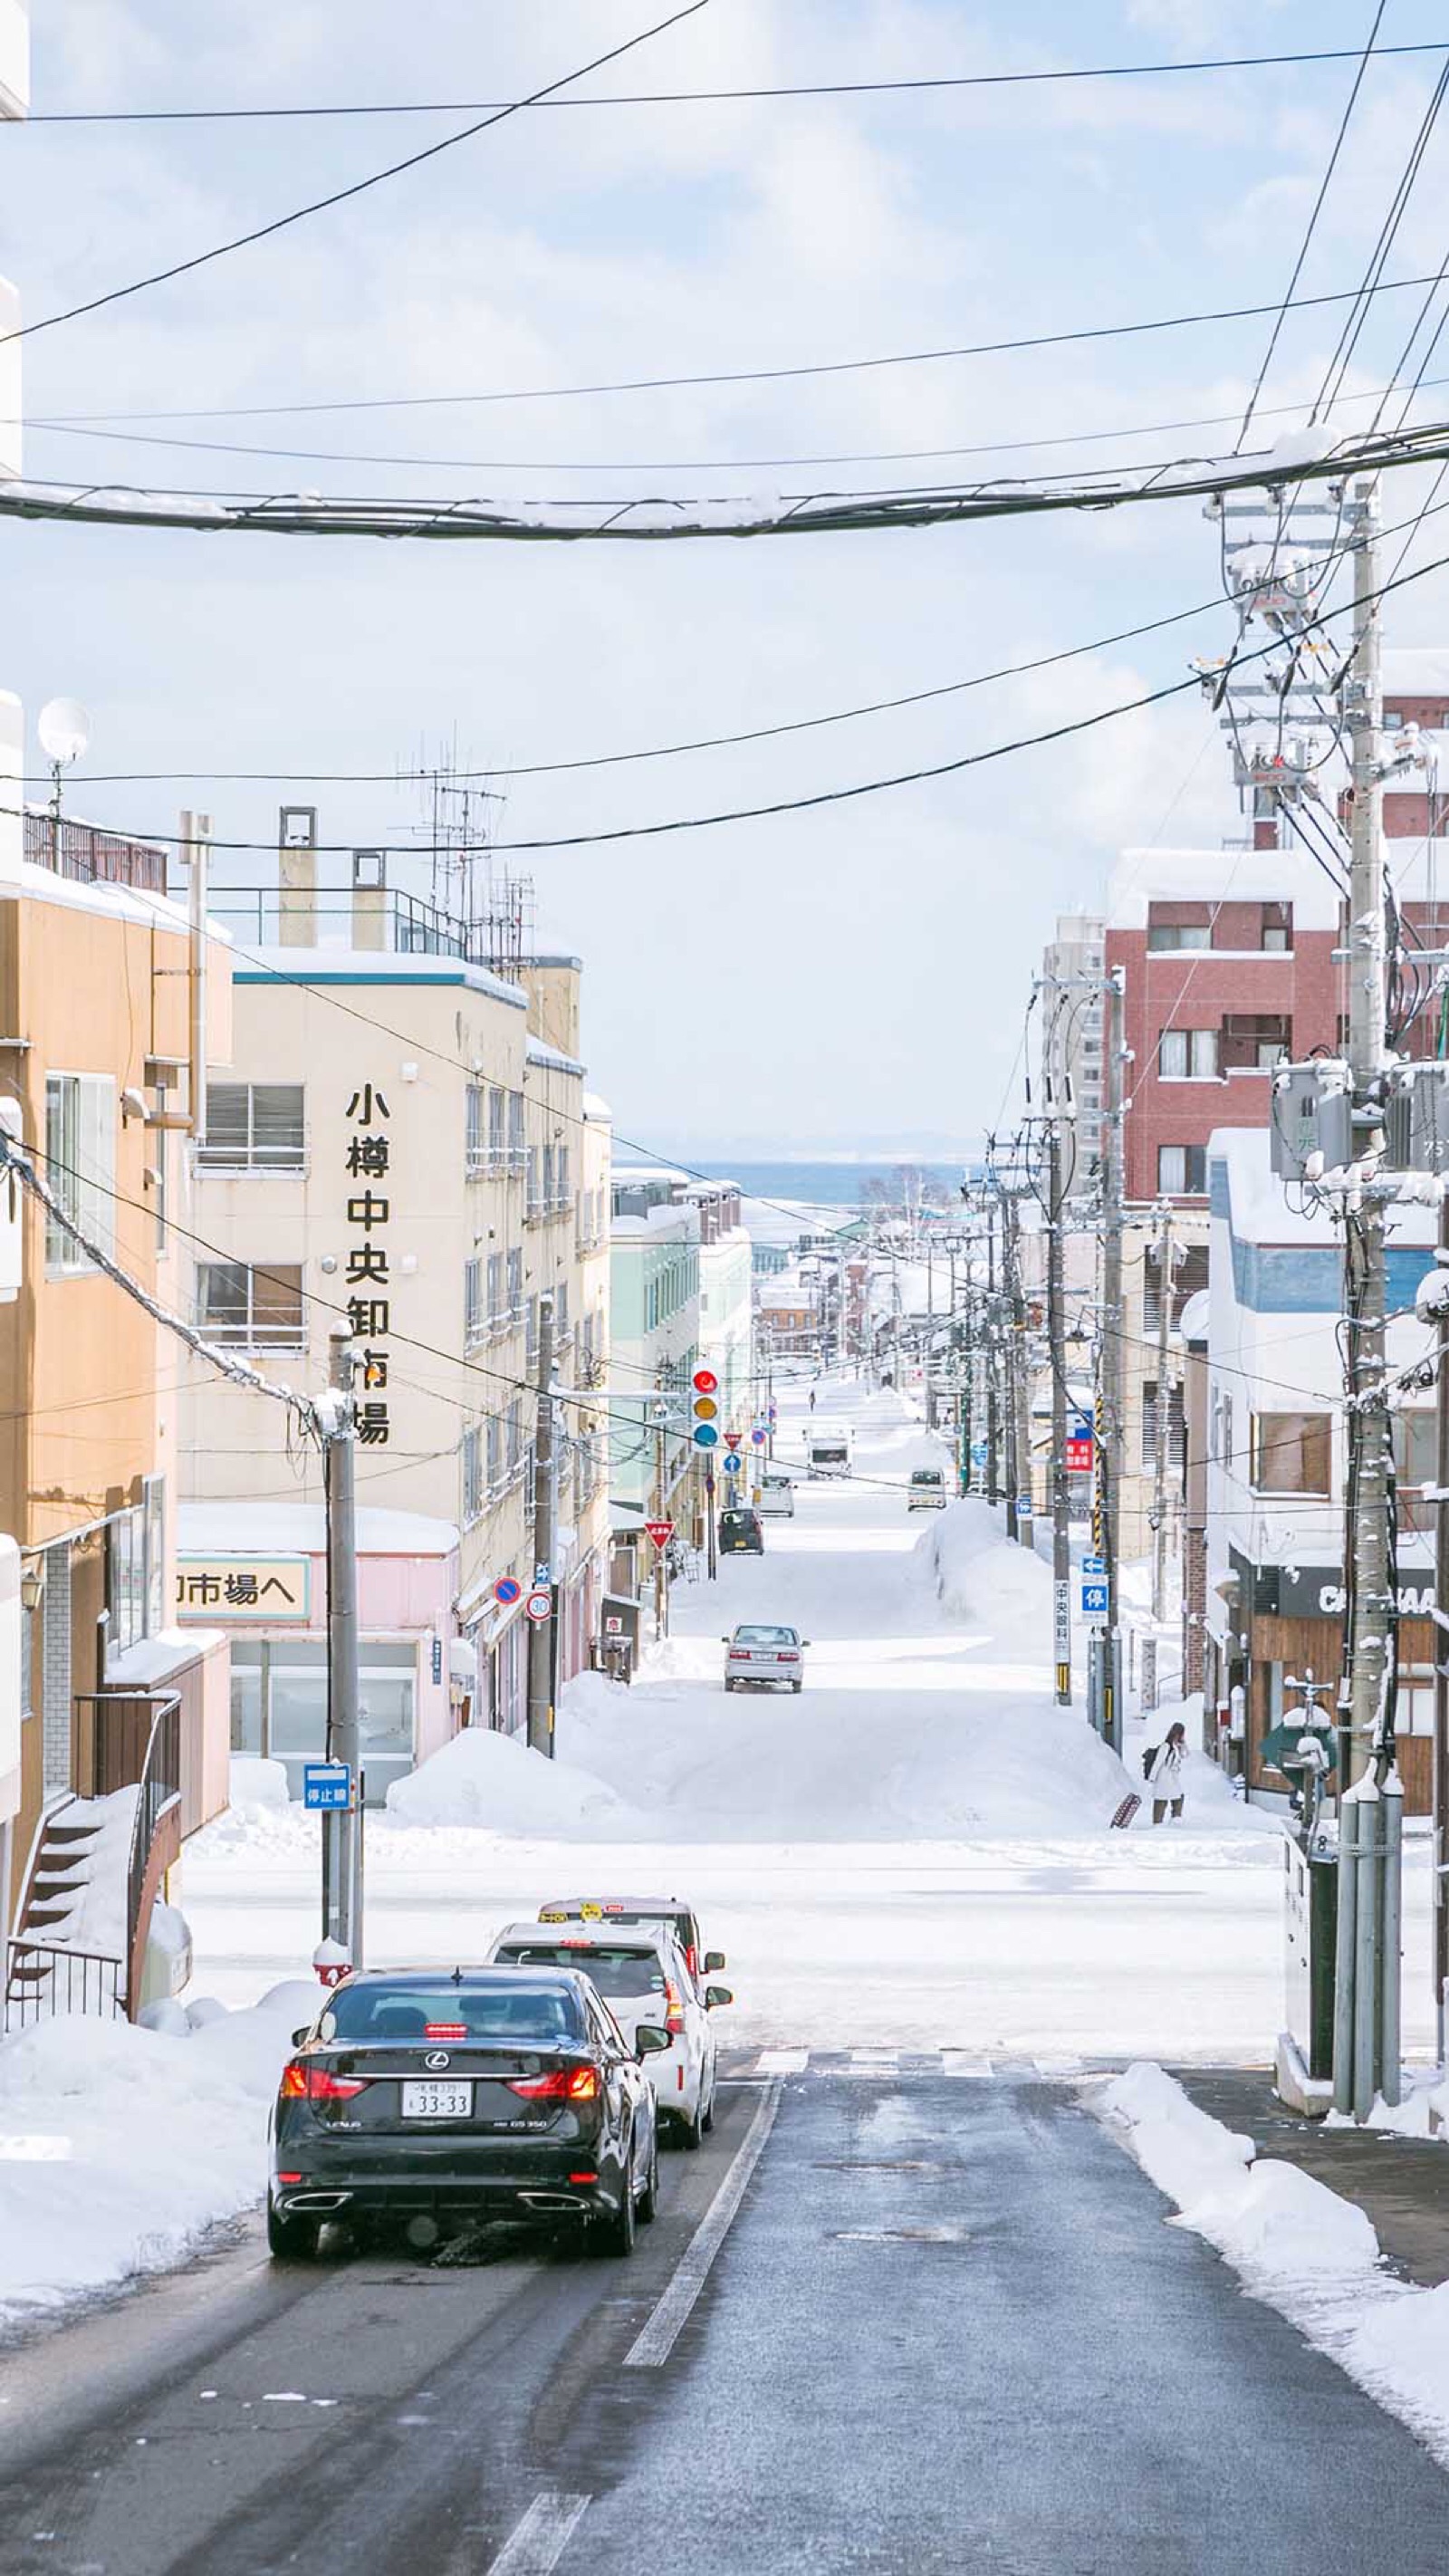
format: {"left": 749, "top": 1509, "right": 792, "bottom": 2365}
{"left": 1435, "top": 1197, "right": 1449, "bottom": 2071}
{"left": 1003, "top": 1189, "right": 1033, "bottom": 1549}
{"left": 323, "top": 1324, "right": 363, "bottom": 1965}
{"left": 1142, "top": 1202, "right": 1176, "bottom": 1715}
{"left": 1088, "top": 967, "right": 1128, "bottom": 1752}
{"left": 1332, "top": 476, "right": 1404, "bottom": 2119}
{"left": 1047, "top": 1119, "right": 1072, "bottom": 1702}
{"left": 985, "top": 1197, "right": 1001, "bottom": 1508}
{"left": 526, "top": 1293, "right": 556, "bottom": 1755}
{"left": 653, "top": 1374, "right": 669, "bottom": 1643}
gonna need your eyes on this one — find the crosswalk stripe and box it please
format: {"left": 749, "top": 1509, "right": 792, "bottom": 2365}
{"left": 753, "top": 2046, "right": 810, "bottom": 2074}
{"left": 726, "top": 2047, "right": 1081, "bottom": 2081}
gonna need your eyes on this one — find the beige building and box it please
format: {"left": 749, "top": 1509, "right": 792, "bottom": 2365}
{"left": 182, "top": 897, "right": 609, "bottom": 1771}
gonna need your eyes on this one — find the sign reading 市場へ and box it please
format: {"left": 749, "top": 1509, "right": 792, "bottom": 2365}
{"left": 177, "top": 1557, "right": 312, "bottom": 1622}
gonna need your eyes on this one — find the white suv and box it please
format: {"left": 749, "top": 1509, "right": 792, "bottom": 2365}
{"left": 486, "top": 1920, "right": 730, "bottom": 2148}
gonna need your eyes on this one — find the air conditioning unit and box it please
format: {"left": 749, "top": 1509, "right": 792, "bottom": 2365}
{"left": 1269, "top": 1060, "right": 1353, "bottom": 1181}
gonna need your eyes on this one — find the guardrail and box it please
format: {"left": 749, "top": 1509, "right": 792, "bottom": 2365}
{"left": 4, "top": 1938, "right": 127, "bottom": 2030}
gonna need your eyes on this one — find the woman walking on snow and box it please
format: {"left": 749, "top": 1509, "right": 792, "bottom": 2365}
{"left": 1147, "top": 1721, "right": 1188, "bottom": 1824}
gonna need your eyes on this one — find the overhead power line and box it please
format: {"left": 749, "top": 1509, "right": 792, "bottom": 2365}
{"left": 1235, "top": 1, "right": 1388, "bottom": 451}
{"left": 0, "top": 0, "right": 710, "bottom": 352}
{"left": 22, "top": 267, "right": 1449, "bottom": 420}
{"left": 13, "top": 529, "right": 1446, "bottom": 860}
{"left": 3, "top": 409, "right": 1447, "bottom": 541}
{"left": 13, "top": 42, "right": 1443, "bottom": 121}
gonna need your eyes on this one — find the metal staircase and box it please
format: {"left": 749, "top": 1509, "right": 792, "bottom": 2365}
{"left": 4, "top": 1692, "right": 181, "bottom": 2030}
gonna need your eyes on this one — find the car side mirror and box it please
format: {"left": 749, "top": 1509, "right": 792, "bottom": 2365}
{"left": 721, "top": 1636, "right": 730, "bottom": 1644}
{"left": 801, "top": 1640, "right": 811, "bottom": 1648}
{"left": 704, "top": 1950, "right": 726, "bottom": 1973}
{"left": 292, "top": 2026, "right": 312, "bottom": 2048}
{"left": 635, "top": 2023, "right": 671, "bottom": 2057}
{"left": 705, "top": 1986, "right": 734, "bottom": 2010}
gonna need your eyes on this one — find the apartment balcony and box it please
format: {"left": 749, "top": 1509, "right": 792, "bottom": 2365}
{"left": 24, "top": 808, "right": 167, "bottom": 896}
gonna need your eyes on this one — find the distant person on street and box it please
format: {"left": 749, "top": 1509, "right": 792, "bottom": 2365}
{"left": 1147, "top": 1721, "right": 1187, "bottom": 1824}
{"left": 809, "top": 1388, "right": 816, "bottom": 1412}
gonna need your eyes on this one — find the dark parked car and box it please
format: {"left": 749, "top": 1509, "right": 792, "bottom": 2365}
{"left": 268, "top": 1966, "right": 665, "bottom": 2261}
{"left": 719, "top": 1507, "right": 764, "bottom": 1556}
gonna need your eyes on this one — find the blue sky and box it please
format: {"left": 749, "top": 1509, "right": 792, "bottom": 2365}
{"left": 5, "top": 0, "right": 1449, "bottom": 1149}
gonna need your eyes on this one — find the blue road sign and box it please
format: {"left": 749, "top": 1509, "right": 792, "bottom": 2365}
{"left": 1081, "top": 1555, "right": 1105, "bottom": 1579}
{"left": 1080, "top": 1581, "right": 1108, "bottom": 1620}
{"left": 722, "top": 1453, "right": 743, "bottom": 1475}
{"left": 304, "top": 1762, "right": 351, "bottom": 1812}
{"left": 971, "top": 1442, "right": 987, "bottom": 1466}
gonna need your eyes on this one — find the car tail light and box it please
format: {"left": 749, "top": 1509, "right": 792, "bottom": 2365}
{"left": 507, "top": 2064, "right": 599, "bottom": 2101}
{"left": 663, "top": 1978, "right": 686, "bottom": 2036}
{"left": 777, "top": 1651, "right": 800, "bottom": 1662}
{"left": 276, "top": 2172, "right": 303, "bottom": 2185}
{"left": 279, "top": 2060, "right": 369, "bottom": 2101}
{"left": 569, "top": 2170, "right": 599, "bottom": 2184}
{"left": 424, "top": 2023, "right": 467, "bottom": 2041}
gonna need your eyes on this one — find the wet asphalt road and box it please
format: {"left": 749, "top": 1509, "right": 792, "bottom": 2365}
{"left": 5, "top": 2073, "right": 1449, "bottom": 2575}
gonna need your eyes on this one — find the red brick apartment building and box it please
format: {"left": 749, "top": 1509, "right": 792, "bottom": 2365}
{"left": 1108, "top": 648, "right": 1449, "bottom": 1210}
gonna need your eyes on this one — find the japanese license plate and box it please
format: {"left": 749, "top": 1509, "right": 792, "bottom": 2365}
{"left": 401, "top": 2080, "right": 472, "bottom": 2119}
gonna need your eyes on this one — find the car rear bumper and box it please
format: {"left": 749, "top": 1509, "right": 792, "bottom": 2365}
{"left": 271, "top": 2139, "right": 623, "bottom": 2222}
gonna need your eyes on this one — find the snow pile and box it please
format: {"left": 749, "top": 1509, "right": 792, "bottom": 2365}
{"left": 1100, "top": 2062, "right": 1449, "bottom": 2470}
{"left": 0, "top": 1979, "right": 318, "bottom": 2326}
{"left": 919, "top": 1501, "right": 1052, "bottom": 1648}
{"left": 228, "top": 1754, "right": 292, "bottom": 1813}
{"left": 563, "top": 1663, "right": 1131, "bottom": 1841}
{"left": 385, "top": 1722, "right": 642, "bottom": 1835}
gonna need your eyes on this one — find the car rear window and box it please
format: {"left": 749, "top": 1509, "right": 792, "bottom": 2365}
{"left": 497, "top": 1944, "right": 667, "bottom": 1998}
{"left": 734, "top": 1626, "right": 797, "bottom": 1645}
{"left": 320, "top": 1983, "right": 584, "bottom": 2045}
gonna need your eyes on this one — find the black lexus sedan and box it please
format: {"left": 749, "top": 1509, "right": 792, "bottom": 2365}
{"left": 267, "top": 1966, "right": 667, "bottom": 2260}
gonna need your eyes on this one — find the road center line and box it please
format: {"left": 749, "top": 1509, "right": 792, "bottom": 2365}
{"left": 486, "top": 2491, "right": 590, "bottom": 2575}
{"left": 625, "top": 2079, "right": 782, "bottom": 2369}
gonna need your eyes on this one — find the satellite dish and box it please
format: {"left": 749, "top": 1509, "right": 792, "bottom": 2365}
{"left": 36, "top": 697, "right": 91, "bottom": 765}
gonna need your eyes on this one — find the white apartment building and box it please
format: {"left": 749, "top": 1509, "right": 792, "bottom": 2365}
{"left": 1041, "top": 913, "right": 1106, "bottom": 1165}
{"left": 609, "top": 1169, "right": 702, "bottom": 1565}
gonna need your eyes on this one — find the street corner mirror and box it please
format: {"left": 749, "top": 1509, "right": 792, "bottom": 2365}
{"left": 704, "top": 1950, "right": 726, "bottom": 1973}
{"left": 635, "top": 2023, "right": 671, "bottom": 2057}
{"left": 292, "top": 2026, "right": 312, "bottom": 2048}
{"left": 705, "top": 1986, "right": 734, "bottom": 2010}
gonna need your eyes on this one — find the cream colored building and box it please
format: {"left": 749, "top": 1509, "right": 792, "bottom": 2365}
{"left": 182, "top": 903, "right": 609, "bottom": 1768}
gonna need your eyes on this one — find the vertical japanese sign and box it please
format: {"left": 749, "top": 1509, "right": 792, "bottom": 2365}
{"left": 344, "top": 1081, "right": 392, "bottom": 1446}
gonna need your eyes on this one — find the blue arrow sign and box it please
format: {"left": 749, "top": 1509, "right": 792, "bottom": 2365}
{"left": 722, "top": 1453, "right": 743, "bottom": 1475}
{"left": 1081, "top": 1555, "right": 1105, "bottom": 1579}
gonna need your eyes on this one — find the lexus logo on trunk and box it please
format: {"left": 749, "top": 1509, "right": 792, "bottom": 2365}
{"left": 424, "top": 2049, "right": 451, "bottom": 2070}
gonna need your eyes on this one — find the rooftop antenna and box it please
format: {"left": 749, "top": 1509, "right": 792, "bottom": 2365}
{"left": 36, "top": 697, "right": 90, "bottom": 868}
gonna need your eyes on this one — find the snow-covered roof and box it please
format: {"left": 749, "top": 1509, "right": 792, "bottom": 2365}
{"left": 526, "top": 1036, "right": 585, "bottom": 1077}
{"left": 232, "top": 946, "right": 526, "bottom": 1008}
{"left": 1108, "top": 843, "right": 1341, "bottom": 930}
{"left": 178, "top": 1502, "right": 459, "bottom": 1555}
{"left": 2, "top": 854, "right": 234, "bottom": 942}
{"left": 583, "top": 1091, "right": 613, "bottom": 1120}
{"left": 1383, "top": 648, "right": 1449, "bottom": 701}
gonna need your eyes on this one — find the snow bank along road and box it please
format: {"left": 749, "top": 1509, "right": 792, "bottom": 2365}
{"left": 6, "top": 2072, "right": 1449, "bottom": 2574}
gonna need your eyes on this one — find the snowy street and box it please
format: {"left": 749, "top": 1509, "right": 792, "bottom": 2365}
{"left": 8, "top": 1382, "right": 1449, "bottom": 2565}
{"left": 179, "top": 1379, "right": 1432, "bottom": 2066}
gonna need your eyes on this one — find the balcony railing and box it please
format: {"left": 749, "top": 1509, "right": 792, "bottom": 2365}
{"left": 24, "top": 807, "right": 167, "bottom": 895}
{"left": 4, "top": 1940, "right": 127, "bottom": 2031}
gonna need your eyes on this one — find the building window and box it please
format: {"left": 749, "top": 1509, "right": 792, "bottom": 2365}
{"left": 197, "top": 1259, "right": 306, "bottom": 1350}
{"left": 1220, "top": 1013, "right": 1291, "bottom": 1072}
{"left": 1147, "top": 908, "right": 1211, "bottom": 951}
{"left": 462, "top": 1426, "right": 484, "bottom": 1526}
{"left": 1157, "top": 1144, "right": 1207, "bottom": 1195}
{"left": 44, "top": 1072, "right": 116, "bottom": 1272}
{"left": 465, "top": 1084, "right": 487, "bottom": 1176}
{"left": 486, "top": 1413, "right": 503, "bottom": 1496}
{"left": 1394, "top": 1409, "right": 1436, "bottom": 1532}
{"left": 489, "top": 1086, "right": 506, "bottom": 1160}
{"left": 1140, "top": 1382, "right": 1185, "bottom": 1473}
{"left": 464, "top": 1256, "right": 485, "bottom": 1349}
{"left": 508, "top": 1091, "right": 526, "bottom": 1164}
{"left": 486, "top": 1251, "right": 504, "bottom": 1331}
{"left": 153, "top": 1074, "right": 170, "bottom": 1253}
{"left": 506, "top": 1246, "right": 523, "bottom": 1319}
{"left": 1159, "top": 1029, "right": 1218, "bottom": 1080}
{"left": 1250, "top": 1411, "right": 1331, "bottom": 1495}
{"left": 1144, "top": 1243, "right": 1208, "bottom": 1334}
{"left": 229, "top": 1638, "right": 414, "bottom": 1767}
{"left": 1260, "top": 902, "right": 1292, "bottom": 952}
{"left": 554, "top": 1280, "right": 570, "bottom": 1342}
{"left": 198, "top": 1082, "right": 305, "bottom": 1172}
{"left": 526, "top": 1294, "right": 539, "bottom": 1370}
{"left": 107, "top": 1506, "right": 148, "bottom": 1658}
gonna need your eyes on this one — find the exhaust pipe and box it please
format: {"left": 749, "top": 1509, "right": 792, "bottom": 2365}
{"left": 281, "top": 2191, "right": 350, "bottom": 2214}
{"left": 517, "top": 2192, "right": 585, "bottom": 2214}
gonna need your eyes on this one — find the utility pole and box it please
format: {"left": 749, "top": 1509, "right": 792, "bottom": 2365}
{"left": 1142, "top": 1203, "right": 1176, "bottom": 1715}
{"left": 526, "top": 1293, "right": 557, "bottom": 1755}
{"left": 1091, "top": 966, "right": 1127, "bottom": 1752}
{"left": 1332, "top": 476, "right": 1403, "bottom": 2119}
{"left": 1047, "top": 1120, "right": 1071, "bottom": 1702}
{"left": 653, "top": 1374, "right": 669, "bottom": 1643}
{"left": 1003, "top": 1187, "right": 1032, "bottom": 1548}
{"left": 985, "top": 1197, "right": 1001, "bottom": 1508}
{"left": 323, "top": 1324, "right": 363, "bottom": 1966}
{"left": 1435, "top": 1197, "right": 1449, "bottom": 2072}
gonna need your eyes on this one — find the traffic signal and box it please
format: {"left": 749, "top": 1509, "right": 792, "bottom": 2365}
{"left": 690, "top": 1366, "right": 720, "bottom": 1448}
